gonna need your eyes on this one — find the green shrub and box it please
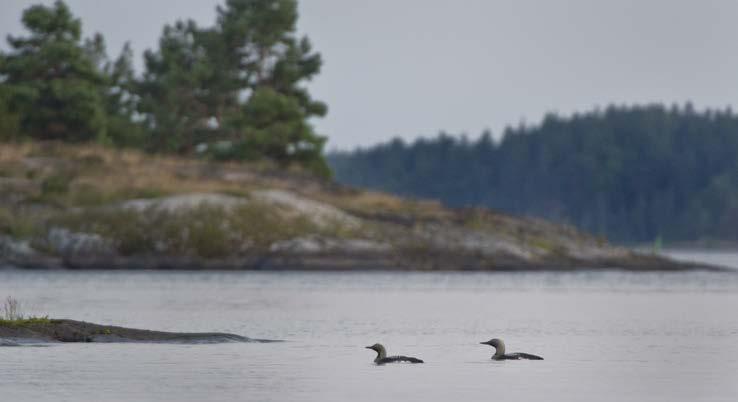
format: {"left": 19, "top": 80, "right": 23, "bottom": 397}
{"left": 0, "top": 207, "right": 40, "bottom": 239}
{"left": 75, "top": 154, "right": 105, "bottom": 169}
{"left": 64, "top": 184, "right": 167, "bottom": 208}
{"left": 50, "top": 201, "right": 322, "bottom": 258}
{"left": 41, "top": 174, "right": 72, "bottom": 195}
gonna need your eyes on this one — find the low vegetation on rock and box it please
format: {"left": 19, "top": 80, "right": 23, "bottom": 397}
{"left": 0, "top": 296, "right": 258, "bottom": 343}
{"left": 0, "top": 142, "right": 715, "bottom": 271}
{"left": 0, "top": 296, "right": 50, "bottom": 327}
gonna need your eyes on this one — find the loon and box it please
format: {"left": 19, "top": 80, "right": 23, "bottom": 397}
{"left": 480, "top": 338, "right": 543, "bottom": 360}
{"left": 365, "top": 343, "right": 424, "bottom": 364}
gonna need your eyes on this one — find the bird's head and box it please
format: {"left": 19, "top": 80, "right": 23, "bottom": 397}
{"left": 480, "top": 338, "right": 504, "bottom": 349}
{"left": 365, "top": 343, "right": 384, "bottom": 352}
{"left": 365, "top": 343, "right": 388, "bottom": 359}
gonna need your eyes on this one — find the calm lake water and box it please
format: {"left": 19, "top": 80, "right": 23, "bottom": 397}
{"left": 2, "top": 251, "right": 738, "bottom": 402}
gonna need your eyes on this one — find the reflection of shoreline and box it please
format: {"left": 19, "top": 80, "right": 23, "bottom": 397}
{"left": 0, "top": 250, "right": 726, "bottom": 272}
{"left": 635, "top": 239, "right": 738, "bottom": 251}
{"left": 660, "top": 249, "right": 738, "bottom": 270}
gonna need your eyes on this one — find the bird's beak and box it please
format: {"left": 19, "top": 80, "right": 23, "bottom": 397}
{"left": 365, "top": 346, "right": 373, "bottom": 349}
{"left": 480, "top": 341, "right": 489, "bottom": 345}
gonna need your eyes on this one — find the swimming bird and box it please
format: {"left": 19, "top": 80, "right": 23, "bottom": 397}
{"left": 480, "top": 338, "right": 543, "bottom": 360}
{"left": 365, "top": 343, "right": 424, "bottom": 364}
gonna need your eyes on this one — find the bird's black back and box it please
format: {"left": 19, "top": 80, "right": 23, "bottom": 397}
{"left": 496, "top": 353, "right": 543, "bottom": 360}
{"left": 376, "top": 355, "right": 424, "bottom": 364}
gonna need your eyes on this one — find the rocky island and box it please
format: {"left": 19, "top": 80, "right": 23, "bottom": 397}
{"left": 0, "top": 142, "right": 720, "bottom": 271}
{"left": 0, "top": 318, "right": 269, "bottom": 344}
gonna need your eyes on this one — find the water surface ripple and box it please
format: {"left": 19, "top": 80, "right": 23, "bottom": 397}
{"left": 1, "top": 260, "right": 737, "bottom": 401}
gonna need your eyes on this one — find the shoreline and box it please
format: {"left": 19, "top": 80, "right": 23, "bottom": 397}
{"left": 1, "top": 250, "right": 728, "bottom": 272}
{"left": 0, "top": 143, "right": 730, "bottom": 275}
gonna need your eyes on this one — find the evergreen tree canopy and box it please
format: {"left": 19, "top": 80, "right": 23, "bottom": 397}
{"left": 329, "top": 104, "right": 738, "bottom": 243}
{"left": 0, "top": 0, "right": 106, "bottom": 142}
{"left": 139, "top": 20, "right": 214, "bottom": 153}
{"left": 84, "top": 36, "right": 144, "bottom": 148}
{"left": 138, "top": 0, "right": 329, "bottom": 175}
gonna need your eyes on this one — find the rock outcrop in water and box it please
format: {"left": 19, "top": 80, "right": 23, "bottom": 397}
{"left": 0, "top": 319, "right": 271, "bottom": 343}
{"left": 0, "top": 143, "right": 723, "bottom": 271}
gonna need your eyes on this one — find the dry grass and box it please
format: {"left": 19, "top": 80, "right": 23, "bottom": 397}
{"left": 0, "top": 142, "right": 450, "bottom": 220}
{"left": 2, "top": 296, "right": 22, "bottom": 320}
{"left": 0, "top": 142, "right": 287, "bottom": 204}
{"left": 315, "top": 189, "right": 453, "bottom": 223}
{"left": 1, "top": 142, "right": 452, "bottom": 231}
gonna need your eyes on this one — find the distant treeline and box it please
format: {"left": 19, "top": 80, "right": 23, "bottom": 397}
{"left": 329, "top": 104, "right": 738, "bottom": 243}
{"left": 0, "top": 0, "right": 330, "bottom": 176}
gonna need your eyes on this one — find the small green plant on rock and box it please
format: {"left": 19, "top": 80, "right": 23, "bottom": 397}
{"left": 0, "top": 207, "right": 42, "bottom": 239}
{"left": 41, "top": 173, "right": 73, "bottom": 195}
{"left": 0, "top": 296, "right": 50, "bottom": 327}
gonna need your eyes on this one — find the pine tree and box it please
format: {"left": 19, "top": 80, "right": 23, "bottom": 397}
{"left": 216, "top": 0, "right": 329, "bottom": 175}
{"left": 139, "top": 0, "right": 330, "bottom": 176}
{"left": 0, "top": 1, "right": 106, "bottom": 142}
{"left": 104, "top": 42, "right": 146, "bottom": 148}
{"left": 138, "top": 20, "right": 214, "bottom": 153}
{"left": 0, "top": 86, "right": 21, "bottom": 141}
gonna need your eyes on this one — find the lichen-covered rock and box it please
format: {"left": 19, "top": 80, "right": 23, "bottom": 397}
{"left": 253, "top": 189, "right": 361, "bottom": 230}
{"left": 270, "top": 236, "right": 391, "bottom": 253}
{"left": 0, "top": 235, "right": 35, "bottom": 259}
{"left": 0, "top": 319, "right": 275, "bottom": 343}
{"left": 120, "top": 193, "right": 247, "bottom": 212}
{"left": 46, "top": 228, "right": 115, "bottom": 257}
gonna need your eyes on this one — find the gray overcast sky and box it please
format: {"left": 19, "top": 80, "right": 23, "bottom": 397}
{"left": 2, "top": 1, "right": 738, "bottom": 149}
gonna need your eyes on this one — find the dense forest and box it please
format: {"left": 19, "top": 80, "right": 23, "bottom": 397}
{"left": 329, "top": 104, "right": 738, "bottom": 243}
{"left": 0, "top": 0, "right": 330, "bottom": 176}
